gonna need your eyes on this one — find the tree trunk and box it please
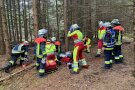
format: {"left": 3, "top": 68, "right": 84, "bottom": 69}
{"left": 24, "top": 0, "right": 28, "bottom": 41}
{"left": 13, "top": 0, "right": 19, "bottom": 42}
{"left": 56, "top": 0, "right": 60, "bottom": 40}
{"left": 33, "top": 0, "right": 39, "bottom": 38}
{"left": 0, "top": 7, "right": 5, "bottom": 55}
{"left": 18, "top": 0, "right": 22, "bottom": 42}
{"left": 133, "top": 1, "right": 135, "bottom": 69}
{"left": 1, "top": 4, "right": 11, "bottom": 59}
{"left": 64, "top": 0, "right": 68, "bottom": 51}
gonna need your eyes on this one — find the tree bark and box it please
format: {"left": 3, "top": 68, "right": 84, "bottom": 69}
{"left": 1, "top": 4, "right": 11, "bottom": 59}
{"left": 64, "top": 0, "right": 68, "bottom": 51}
{"left": 56, "top": 0, "right": 60, "bottom": 40}
{"left": 18, "top": 0, "right": 22, "bottom": 42}
{"left": 133, "top": 1, "right": 135, "bottom": 69}
{"left": 0, "top": 7, "right": 5, "bottom": 55}
{"left": 33, "top": 0, "right": 39, "bottom": 38}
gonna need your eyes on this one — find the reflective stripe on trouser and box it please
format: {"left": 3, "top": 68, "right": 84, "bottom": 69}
{"left": 113, "top": 45, "right": 123, "bottom": 60}
{"left": 97, "top": 49, "right": 101, "bottom": 54}
{"left": 104, "top": 50, "right": 113, "bottom": 65}
{"left": 119, "top": 55, "right": 123, "bottom": 58}
{"left": 39, "top": 69, "right": 45, "bottom": 73}
{"left": 73, "top": 46, "right": 79, "bottom": 63}
{"left": 105, "top": 61, "right": 110, "bottom": 65}
{"left": 72, "top": 63, "right": 78, "bottom": 72}
{"left": 110, "top": 60, "right": 113, "bottom": 64}
{"left": 115, "top": 57, "right": 120, "bottom": 61}
{"left": 36, "top": 58, "right": 42, "bottom": 67}
{"left": 39, "top": 58, "right": 46, "bottom": 74}
{"left": 73, "top": 46, "right": 79, "bottom": 72}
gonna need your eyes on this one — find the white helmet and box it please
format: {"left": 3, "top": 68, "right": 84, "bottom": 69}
{"left": 22, "top": 41, "right": 29, "bottom": 45}
{"left": 111, "top": 19, "right": 119, "bottom": 24}
{"left": 51, "top": 37, "right": 56, "bottom": 42}
{"left": 38, "top": 29, "right": 48, "bottom": 35}
{"left": 104, "top": 22, "right": 111, "bottom": 27}
{"left": 69, "top": 24, "right": 80, "bottom": 31}
{"left": 98, "top": 21, "right": 104, "bottom": 27}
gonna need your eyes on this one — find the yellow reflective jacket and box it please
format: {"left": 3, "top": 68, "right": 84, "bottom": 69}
{"left": 67, "top": 30, "right": 83, "bottom": 43}
{"left": 98, "top": 27, "right": 106, "bottom": 40}
{"left": 45, "top": 42, "right": 56, "bottom": 54}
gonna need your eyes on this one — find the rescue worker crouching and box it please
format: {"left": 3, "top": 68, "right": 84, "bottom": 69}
{"left": 34, "top": 29, "right": 47, "bottom": 78}
{"left": 95, "top": 21, "right": 106, "bottom": 57}
{"left": 4, "top": 41, "right": 29, "bottom": 73}
{"left": 103, "top": 22, "right": 115, "bottom": 69}
{"left": 67, "top": 24, "right": 89, "bottom": 74}
{"left": 111, "top": 19, "right": 124, "bottom": 64}
{"left": 51, "top": 37, "right": 62, "bottom": 65}
{"left": 83, "top": 35, "right": 91, "bottom": 53}
{"left": 51, "top": 37, "right": 62, "bottom": 54}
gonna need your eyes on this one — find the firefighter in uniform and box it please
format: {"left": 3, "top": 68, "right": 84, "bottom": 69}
{"left": 4, "top": 41, "right": 29, "bottom": 73}
{"left": 103, "top": 22, "right": 115, "bottom": 69}
{"left": 34, "top": 29, "right": 47, "bottom": 77}
{"left": 51, "top": 37, "right": 62, "bottom": 65}
{"left": 95, "top": 21, "right": 106, "bottom": 57}
{"left": 51, "top": 37, "right": 61, "bottom": 54}
{"left": 67, "top": 24, "right": 89, "bottom": 74}
{"left": 111, "top": 19, "right": 124, "bottom": 64}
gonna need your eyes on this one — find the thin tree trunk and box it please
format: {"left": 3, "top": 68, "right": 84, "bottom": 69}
{"left": 6, "top": 0, "right": 12, "bottom": 41}
{"left": 13, "top": 0, "right": 19, "bottom": 42}
{"left": 28, "top": 0, "right": 32, "bottom": 42}
{"left": 56, "top": 0, "right": 60, "bottom": 40}
{"left": 64, "top": 0, "right": 68, "bottom": 51}
{"left": 0, "top": 7, "right": 5, "bottom": 55}
{"left": 1, "top": 5, "right": 11, "bottom": 59}
{"left": 133, "top": 1, "right": 135, "bottom": 70}
{"left": 24, "top": 0, "right": 28, "bottom": 41}
{"left": 33, "top": 0, "right": 39, "bottom": 38}
{"left": 9, "top": 0, "right": 16, "bottom": 42}
{"left": 18, "top": 0, "right": 22, "bottom": 42}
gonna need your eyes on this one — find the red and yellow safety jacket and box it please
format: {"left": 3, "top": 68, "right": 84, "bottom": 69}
{"left": 98, "top": 27, "right": 106, "bottom": 40}
{"left": 113, "top": 25, "right": 124, "bottom": 45}
{"left": 67, "top": 30, "right": 84, "bottom": 45}
{"left": 34, "top": 37, "right": 46, "bottom": 58}
{"left": 53, "top": 41, "right": 61, "bottom": 54}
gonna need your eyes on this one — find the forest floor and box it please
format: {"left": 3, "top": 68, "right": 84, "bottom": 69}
{"left": 0, "top": 39, "right": 135, "bottom": 90}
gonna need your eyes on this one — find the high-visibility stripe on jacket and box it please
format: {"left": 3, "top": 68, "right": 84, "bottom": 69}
{"left": 34, "top": 37, "right": 46, "bottom": 58}
{"left": 113, "top": 26, "right": 124, "bottom": 45}
{"left": 103, "top": 29, "right": 115, "bottom": 50}
{"left": 12, "top": 44, "right": 29, "bottom": 54}
{"left": 98, "top": 27, "right": 106, "bottom": 40}
{"left": 67, "top": 30, "right": 83, "bottom": 43}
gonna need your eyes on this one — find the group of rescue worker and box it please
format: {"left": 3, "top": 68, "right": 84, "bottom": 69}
{"left": 95, "top": 19, "right": 124, "bottom": 69}
{"left": 4, "top": 18, "right": 124, "bottom": 78}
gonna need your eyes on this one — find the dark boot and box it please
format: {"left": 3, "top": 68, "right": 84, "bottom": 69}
{"left": 20, "top": 60, "right": 24, "bottom": 66}
{"left": 39, "top": 73, "right": 47, "bottom": 78}
{"left": 70, "top": 69, "right": 79, "bottom": 74}
{"left": 95, "top": 54, "right": 101, "bottom": 57}
{"left": 36, "top": 66, "right": 40, "bottom": 70}
{"left": 4, "top": 63, "right": 12, "bottom": 73}
{"left": 56, "top": 60, "right": 61, "bottom": 66}
{"left": 104, "top": 64, "right": 111, "bottom": 69}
